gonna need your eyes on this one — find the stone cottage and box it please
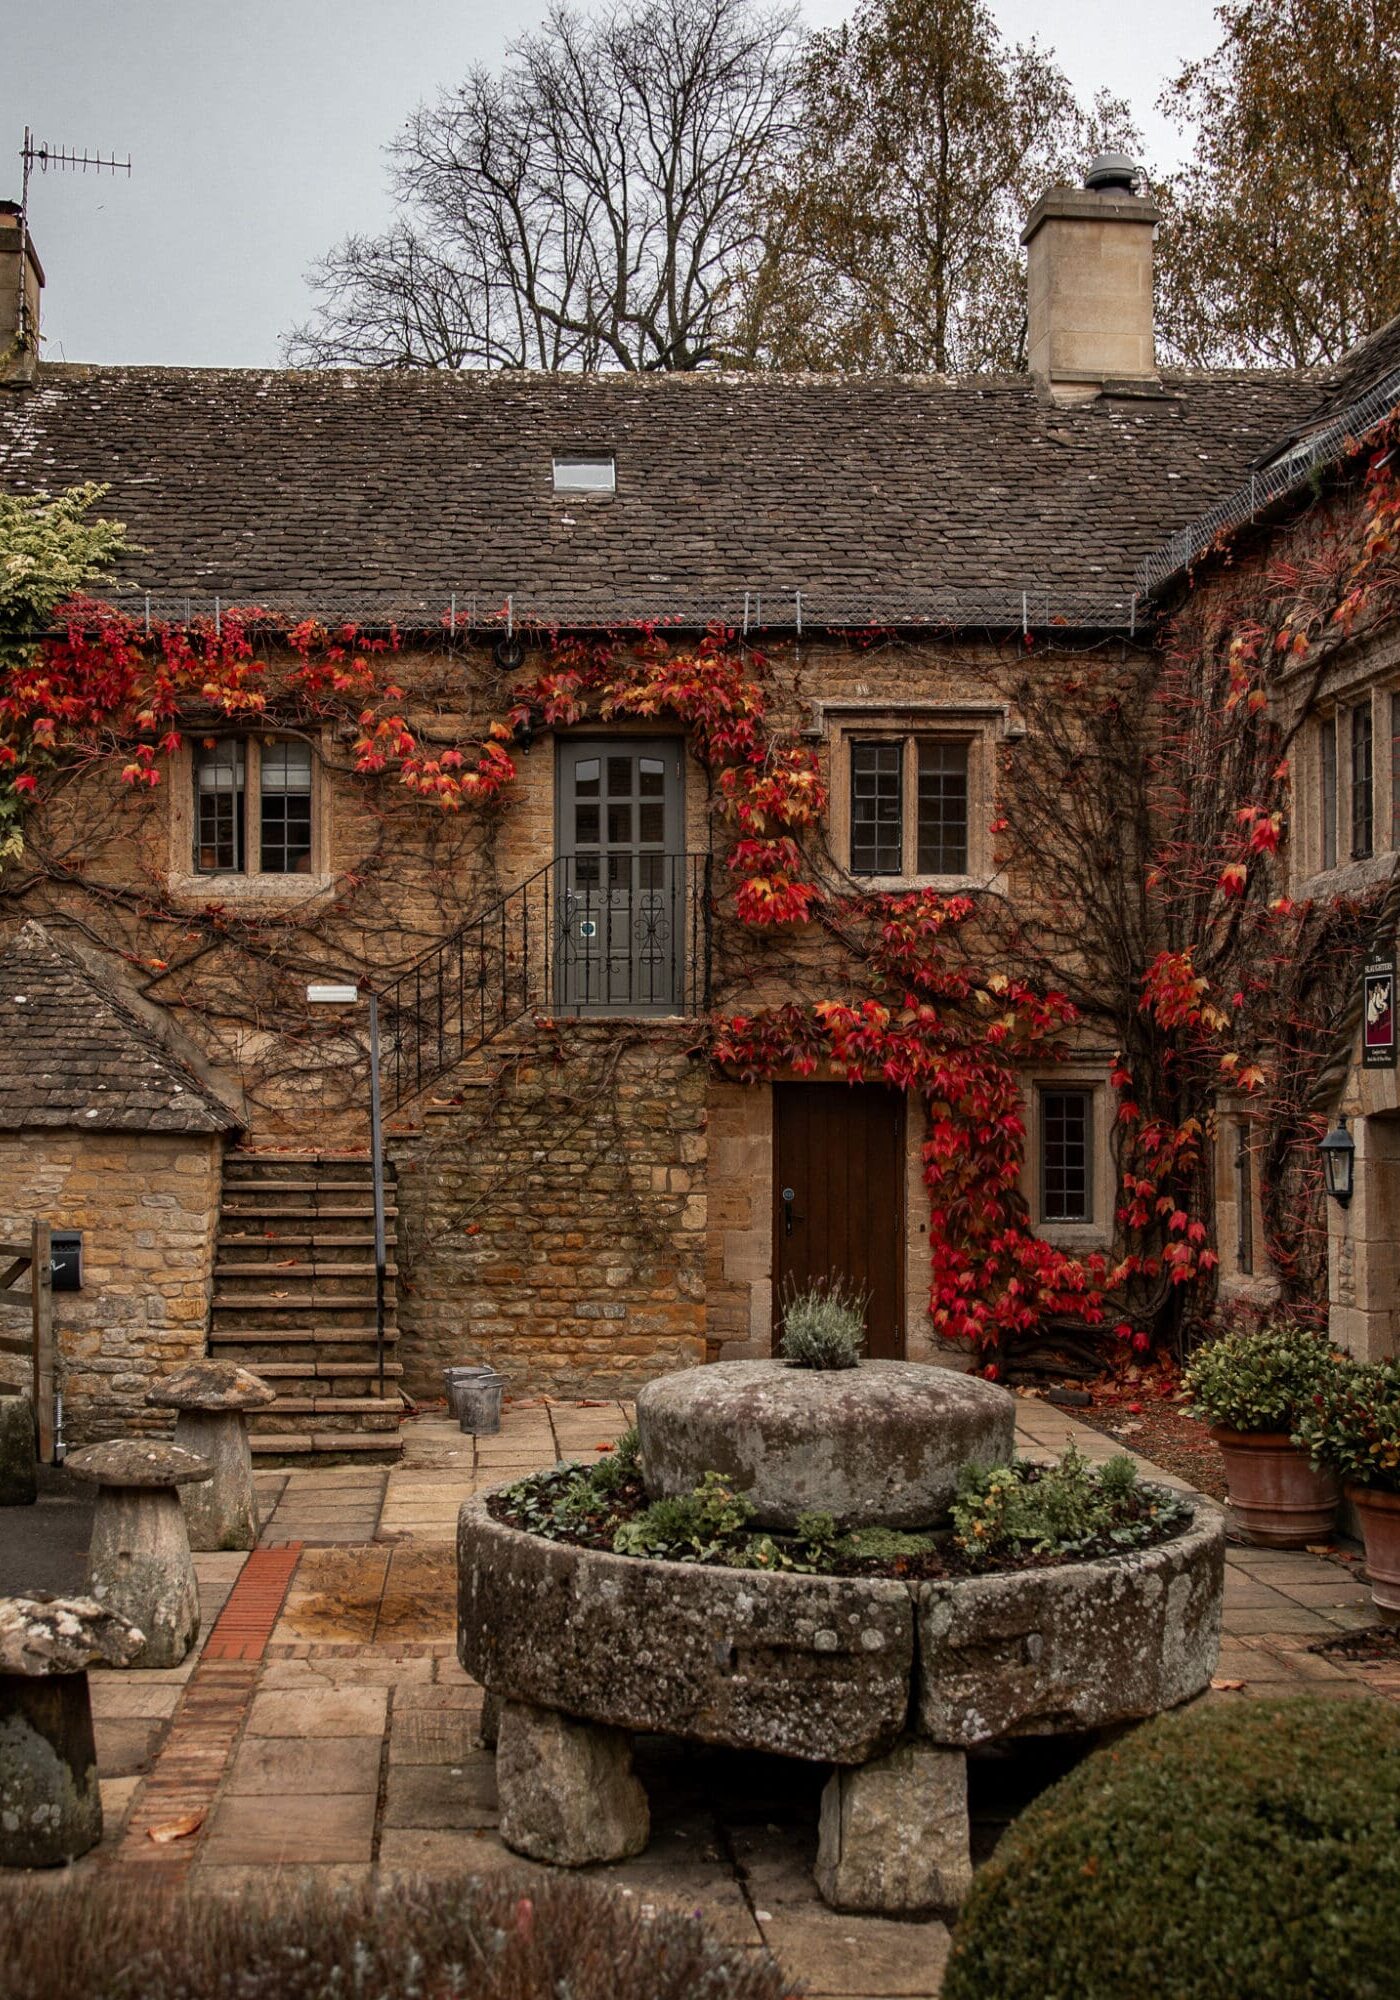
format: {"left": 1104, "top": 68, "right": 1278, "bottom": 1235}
{"left": 2, "top": 161, "right": 1397, "bottom": 1456}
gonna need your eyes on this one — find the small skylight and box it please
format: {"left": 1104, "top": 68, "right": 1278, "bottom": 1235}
{"left": 553, "top": 453, "right": 615, "bottom": 495}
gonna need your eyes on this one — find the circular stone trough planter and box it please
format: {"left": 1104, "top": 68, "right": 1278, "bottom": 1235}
{"left": 457, "top": 1491, "right": 1225, "bottom": 1910}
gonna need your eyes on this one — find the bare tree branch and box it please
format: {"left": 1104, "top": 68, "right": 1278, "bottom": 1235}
{"left": 285, "top": 0, "right": 802, "bottom": 372}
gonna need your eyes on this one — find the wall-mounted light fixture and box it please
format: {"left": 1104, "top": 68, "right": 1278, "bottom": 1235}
{"left": 1320, "top": 1115, "right": 1356, "bottom": 1207}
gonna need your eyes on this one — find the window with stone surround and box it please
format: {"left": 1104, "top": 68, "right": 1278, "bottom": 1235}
{"left": 193, "top": 735, "right": 316, "bottom": 877}
{"left": 1018, "top": 1067, "right": 1112, "bottom": 1248}
{"left": 1038, "top": 1086, "right": 1093, "bottom": 1224}
{"left": 844, "top": 732, "right": 977, "bottom": 881}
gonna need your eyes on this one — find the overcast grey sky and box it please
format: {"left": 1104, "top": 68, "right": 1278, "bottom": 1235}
{"left": 4, "top": 0, "right": 1222, "bottom": 368}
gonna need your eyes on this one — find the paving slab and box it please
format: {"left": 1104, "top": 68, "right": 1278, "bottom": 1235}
{"left": 245, "top": 1687, "right": 389, "bottom": 1738}
{"left": 225, "top": 1734, "right": 382, "bottom": 1795}
{"left": 382, "top": 1758, "right": 498, "bottom": 1828}
{"left": 200, "top": 1791, "right": 377, "bottom": 1865}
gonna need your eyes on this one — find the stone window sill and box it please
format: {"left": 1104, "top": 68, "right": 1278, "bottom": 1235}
{"left": 164, "top": 872, "right": 337, "bottom": 907}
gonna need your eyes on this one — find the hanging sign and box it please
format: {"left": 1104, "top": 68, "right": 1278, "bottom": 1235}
{"left": 1363, "top": 953, "right": 1397, "bottom": 1068}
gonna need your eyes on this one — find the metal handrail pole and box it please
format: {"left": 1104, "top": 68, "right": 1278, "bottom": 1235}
{"left": 368, "top": 993, "right": 387, "bottom": 1400}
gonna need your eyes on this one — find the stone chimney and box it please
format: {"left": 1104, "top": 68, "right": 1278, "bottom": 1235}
{"left": 1021, "top": 154, "right": 1159, "bottom": 403}
{"left": 1, "top": 201, "right": 44, "bottom": 387}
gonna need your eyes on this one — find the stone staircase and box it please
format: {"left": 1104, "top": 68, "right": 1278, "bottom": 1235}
{"left": 207, "top": 1152, "right": 404, "bottom": 1459}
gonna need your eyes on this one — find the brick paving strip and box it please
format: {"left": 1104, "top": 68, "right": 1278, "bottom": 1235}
{"left": 114, "top": 1545, "right": 303, "bottom": 1878}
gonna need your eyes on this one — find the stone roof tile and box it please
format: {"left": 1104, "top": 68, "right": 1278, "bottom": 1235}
{"left": 0, "top": 921, "right": 240, "bottom": 1134}
{"left": 0, "top": 364, "right": 1329, "bottom": 623}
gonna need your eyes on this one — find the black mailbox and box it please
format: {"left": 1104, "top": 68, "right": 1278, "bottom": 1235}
{"left": 51, "top": 1232, "right": 82, "bottom": 1292}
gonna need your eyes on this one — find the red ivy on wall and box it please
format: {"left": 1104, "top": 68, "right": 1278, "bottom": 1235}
{"left": 7, "top": 604, "right": 1105, "bottom": 1368}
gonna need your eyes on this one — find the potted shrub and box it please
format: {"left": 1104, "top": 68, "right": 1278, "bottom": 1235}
{"left": 1183, "top": 1315, "right": 1341, "bottom": 1546}
{"left": 1295, "top": 1357, "right": 1400, "bottom": 1614}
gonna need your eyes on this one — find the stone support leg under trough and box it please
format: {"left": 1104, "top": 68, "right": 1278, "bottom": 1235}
{"left": 816, "top": 1738, "right": 972, "bottom": 1914}
{"left": 496, "top": 1699, "right": 649, "bottom": 1866}
{"left": 88, "top": 1485, "right": 201, "bottom": 1668}
{"left": 0, "top": 1671, "right": 103, "bottom": 1867}
{"left": 174, "top": 1408, "right": 258, "bottom": 1551}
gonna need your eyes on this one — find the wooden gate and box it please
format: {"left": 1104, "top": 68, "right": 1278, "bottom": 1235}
{"left": 773, "top": 1084, "right": 906, "bottom": 1359}
{"left": 0, "top": 1221, "right": 55, "bottom": 1461}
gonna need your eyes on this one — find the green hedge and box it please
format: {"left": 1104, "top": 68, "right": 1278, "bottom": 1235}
{"left": 945, "top": 1697, "right": 1400, "bottom": 2000}
{"left": 0, "top": 1871, "right": 789, "bottom": 2000}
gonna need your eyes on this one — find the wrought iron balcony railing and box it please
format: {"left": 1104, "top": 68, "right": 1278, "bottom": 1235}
{"left": 380, "top": 852, "right": 713, "bottom": 1112}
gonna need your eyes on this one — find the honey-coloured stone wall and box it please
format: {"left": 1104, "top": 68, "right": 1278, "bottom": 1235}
{"left": 390, "top": 1022, "right": 708, "bottom": 1398}
{"left": 0, "top": 1131, "right": 223, "bottom": 1442}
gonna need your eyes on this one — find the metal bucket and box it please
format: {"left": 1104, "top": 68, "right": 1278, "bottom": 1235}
{"left": 442, "top": 1365, "right": 494, "bottom": 1419}
{"left": 457, "top": 1372, "right": 505, "bottom": 1436}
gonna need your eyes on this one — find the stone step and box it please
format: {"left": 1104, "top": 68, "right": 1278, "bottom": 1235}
{"left": 219, "top": 1207, "right": 398, "bottom": 1225}
{"left": 216, "top": 1239, "right": 398, "bottom": 1261}
{"left": 222, "top": 1180, "right": 384, "bottom": 1197}
{"left": 214, "top": 1259, "right": 398, "bottom": 1277}
{"left": 249, "top": 1404, "right": 400, "bottom": 1436}
{"left": 208, "top": 1326, "right": 400, "bottom": 1347}
{"left": 226, "top": 1358, "right": 404, "bottom": 1378}
{"left": 224, "top": 1163, "right": 376, "bottom": 1189}
{"left": 251, "top": 1432, "right": 403, "bottom": 1458}
{"left": 255, "top": 1394, "right": 403, "bottom": 1417}
{"left": 211, "top": 1290, "right": 397, "bottom": 1311}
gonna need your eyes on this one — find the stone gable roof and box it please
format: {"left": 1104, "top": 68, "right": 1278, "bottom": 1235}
{"left": 0, "top": 363, "right": 1328, "bottom": 629}
{"left": 0, "top": 922, "right": 240, "bottom": 1134}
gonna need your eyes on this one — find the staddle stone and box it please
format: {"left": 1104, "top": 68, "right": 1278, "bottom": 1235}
{"left": 145, "top": 1361, "right": 276, "bottom": 1413}
{"left": 0, "top": 1596, "right": 144, "bottom": 1868}
{"left": 68, "top": 1442, "right": 211, "bottom": 1667}
{"left": 0, "top": 1389, "right": 37, "bottom": 1507}
{"left": 147, "top": 1362, "right": 274, "bottom": 1551}
{"left": 66, "top": 1440, "right": 213, "bottom": 1489}
{"left": 637, "top": 1359, "right": 1015, "bottom": 1529}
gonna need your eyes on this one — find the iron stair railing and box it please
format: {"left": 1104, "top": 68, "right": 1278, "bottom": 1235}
{"left": 380, "top": 852, "right": 714, "bottom": 1113}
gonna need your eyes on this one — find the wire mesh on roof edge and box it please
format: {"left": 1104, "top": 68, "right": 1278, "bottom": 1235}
{"left": 83, "top": 586, "right": 1143, "bottom": 637}
{"left": 1139, "top": 366, "right": 1400, "bottom": 597}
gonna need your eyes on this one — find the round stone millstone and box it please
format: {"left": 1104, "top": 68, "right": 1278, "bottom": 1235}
{"left": 636, "top": 1359, "right": 1016, "bottom": 1530}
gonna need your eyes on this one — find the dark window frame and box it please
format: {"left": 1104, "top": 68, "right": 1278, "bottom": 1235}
{"left": 1321, "top": 715, "right": 1338, "bottom": 870}
{"left": 1352, "top": 699, "right": 1375, "bottom": 860}
{"left": 193, "top": 734, "right": 315, "bottom": 878}
{"left": 848, "top": 733, "right": 972, "bottom": 880}
{"left": 194, "top": 738, "right": 246, "bottom": 875}
{"left": 1039, "top": 1085, "right": 1094, "bottom": 1225}
{"left": 1235, "top": 1121, "right": 1255, "bottom": 1277}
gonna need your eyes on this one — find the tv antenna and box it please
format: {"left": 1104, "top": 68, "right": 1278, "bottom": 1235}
{"left": 15, "top": 126, "right": 132, "bottom": 349}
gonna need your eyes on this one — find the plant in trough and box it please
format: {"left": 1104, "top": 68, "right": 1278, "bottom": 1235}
{"left": 950, "top": 1443, "right": 1187, "bottom": 1560}
{"left": 778, "top": 1277, "right": 867, "bottom": 1369}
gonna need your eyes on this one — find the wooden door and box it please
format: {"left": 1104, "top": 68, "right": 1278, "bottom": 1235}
{"left": 773, "top": 1083, "right": 906, "bottom": 1359}
{"left": 556, "top": 738, "right": 685, "bottom": 1013}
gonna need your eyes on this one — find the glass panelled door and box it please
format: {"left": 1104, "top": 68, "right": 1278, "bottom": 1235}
{"left": 557, "top": 739, "right": 685, "bottom": 1012}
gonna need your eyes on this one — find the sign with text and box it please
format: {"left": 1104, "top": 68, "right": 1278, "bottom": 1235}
{"left": 1363, "top": 954, "right": 1397, "bottom": 1068}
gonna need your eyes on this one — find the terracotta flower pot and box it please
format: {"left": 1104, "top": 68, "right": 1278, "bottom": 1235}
{"left": 1208, "top": 1427, "right": 1340, "bottom": 1547}
{"left": 1345, "top": 1483, "right": 1400, "bottom": 1616}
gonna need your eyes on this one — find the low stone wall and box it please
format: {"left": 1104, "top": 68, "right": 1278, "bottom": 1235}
{"left": 391, "top": 1023, "right": 708, "bottom": 1399}
{"left": 0, "top": 1131, "right": 223, "bottom": 1443}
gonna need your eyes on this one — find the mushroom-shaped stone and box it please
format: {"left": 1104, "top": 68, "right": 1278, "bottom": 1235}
{"left": 146, "top": 1361, "right": 275, "bottom": 1552}
{"left": 0, "top": 1386, "right": 37, "bottom": 1507}
{"left": 0, "top": 1595, "right": 144, "bottom": 1867}
{"left": 637, "top": 1359, "right": 1017, "bottom": 1530}
{"left": 67, "top": 1441, "right": 212, "bottom": 1668}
